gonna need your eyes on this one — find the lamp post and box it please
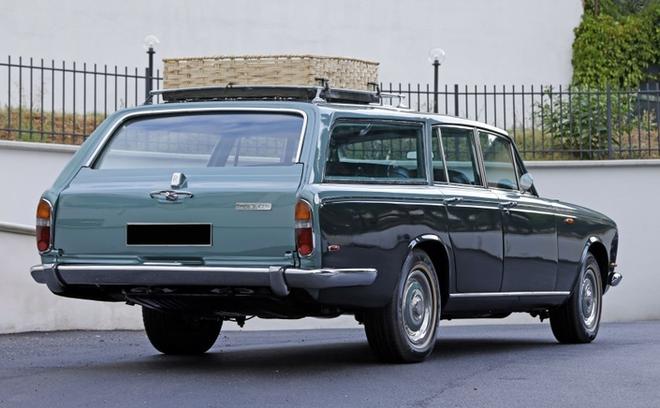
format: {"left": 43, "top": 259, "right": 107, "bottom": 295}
{"left": 428, "top": 48, "right": 446, "bottom": 114}
{"left": 143, "top": 35, "right": 160, "bottom": 103}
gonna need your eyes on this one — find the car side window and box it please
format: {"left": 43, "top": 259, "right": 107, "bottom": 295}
{"left": 431, "top": 128, "right": 447, "bottom": 182}
{"left": 324, "top": 121, "right": 426, "bottom": 183}
{"left": 478, "top": 131, "right": 519, "bottom": 190}
{"left": 439, "top": 126, "right": 481, "bottom": 186}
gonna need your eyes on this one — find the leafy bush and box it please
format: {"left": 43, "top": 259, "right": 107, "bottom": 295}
{"left": 535, "top": 87, "right": 656, "bottom": 159}
{"left": 573, "top": 1, "right": 660, "bottom": 87}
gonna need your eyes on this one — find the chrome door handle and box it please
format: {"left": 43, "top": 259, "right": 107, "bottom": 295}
{"left": 443, "top": 197, "right": 463, "bottom": 204}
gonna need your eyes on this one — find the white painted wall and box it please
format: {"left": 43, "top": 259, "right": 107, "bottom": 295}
{"left": 1, "top": 142, "right": 656, "bottom": 333}
{"left": 1, "top": 0, "right": 582, "bottom": 86}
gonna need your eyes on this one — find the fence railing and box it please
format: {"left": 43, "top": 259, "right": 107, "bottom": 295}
{"left": 0, "top": 55, "right": 658, "bottom": 159}
{"left": 380, "top": 83, "right": 659, "bottom": 160}
{"left": 0, "top": 56, "right": 162, "bottom": 145}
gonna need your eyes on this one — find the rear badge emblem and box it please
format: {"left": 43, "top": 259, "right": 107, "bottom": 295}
{"left": 235, "top": 202, "right": 272, "bottom": 211}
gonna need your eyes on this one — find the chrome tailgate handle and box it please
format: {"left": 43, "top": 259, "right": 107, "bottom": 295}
{"left": 149, "top": 190, "right": 194, "bottom": 202}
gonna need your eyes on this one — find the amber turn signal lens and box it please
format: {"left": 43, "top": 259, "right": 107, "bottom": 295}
{"left": 37, "top": 199, "right": 51, "bottom": 220}
{"left": 295, "top": 200, "right": 313, "bottom": 257}
{"left": 295, "top": 200, "right": 312, "bottom": 222}
{"left": 36, "top": 198, "right": 52, "bottom": 253}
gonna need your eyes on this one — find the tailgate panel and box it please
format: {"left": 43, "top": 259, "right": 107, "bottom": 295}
{"left": 55, "top": 165, "right": 303, "bottom": 264}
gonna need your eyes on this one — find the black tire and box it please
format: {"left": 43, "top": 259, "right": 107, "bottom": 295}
{"left": 142, "top": 307, "right": 221, "bottom": 355}
{"left": 550, "top": 253, "right": 603, "bottom": 344}
{"left": 364, "top": 249, "right": 440, "bottom": 363}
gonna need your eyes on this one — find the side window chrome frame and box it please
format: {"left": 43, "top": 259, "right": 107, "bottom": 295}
{"left": 476, "top": 129, "right": 520, "bottom": 192}
{"left": 322, "top": 118, "right": 428, "bottom": 185}
{"left": 434, "top": 124, "right": 485, "bottom": 189}
{"left": 430, "top": 125, "right": 450, "bottom": 185}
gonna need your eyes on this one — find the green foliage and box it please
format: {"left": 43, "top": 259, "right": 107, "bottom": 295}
{"left": 535, "top": 87, "right": 657, "bottom": 159}
{"left": 572, "top": 0, "right": 659, "bottom": 88}
{"left": 583, "top": 0, "right": 654, "bottom": 18}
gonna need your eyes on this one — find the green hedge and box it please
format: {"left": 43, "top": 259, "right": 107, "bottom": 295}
{"left": 572, "top": 0, "right": 659, "bottom": 88}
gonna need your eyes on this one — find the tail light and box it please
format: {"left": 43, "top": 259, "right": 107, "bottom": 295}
{"left": 36, "top": 198, "right": 53, "bottom": 253}
{"left": 295, "top": 200, "right": 314, "bottom": 257}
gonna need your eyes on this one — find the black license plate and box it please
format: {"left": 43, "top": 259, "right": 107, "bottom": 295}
{"left": 126, "top": 224, "right": 212, "bottom": 246}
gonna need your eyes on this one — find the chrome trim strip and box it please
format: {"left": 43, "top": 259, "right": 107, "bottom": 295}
{"left": 30, "top": 264, "right": 49, "bottom": 273}
{"left": 0, "top": 221, "right": 36, "bottom": 236}
{"left": 320, "top": 198, "right": 499, "bottom": 211}
{"left": 286, "top": 267, "right": 378, "bottom": 290}
{"left": 34, "top": 264, "right": 378, "bottom": 294}
{"left": 56, "top": 264, "right": 377, "bottom": 276}
{"left": 320, "top": 198, "right": 562, "bottom": 217}
{"left": 285, "top": 268, "right": 377, "bottom": 276}
{"left": 84, "top": 107, "right": 308, "bottom": 167}
{"left": 30, "top": 264, "right": 51, "bottom": 284}
{"left": 449, "top": 291, "right": 570, "bottom": 298}
{"left": 58, "top": 264, "right": 271, "bottom": 274}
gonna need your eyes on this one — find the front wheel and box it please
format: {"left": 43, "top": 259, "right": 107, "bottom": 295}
{"left": 549, "top": 253, "right": 603, "bottom": 343}
{"left": 142, "top": 307, "right": 222, "bottom": 355}
{"left": 364, "top": 249, "right": 440, "bottom": 363}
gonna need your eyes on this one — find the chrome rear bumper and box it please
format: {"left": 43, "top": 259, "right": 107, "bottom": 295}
{"left": 30, "top": 263, "right": 378, "bottom": 297}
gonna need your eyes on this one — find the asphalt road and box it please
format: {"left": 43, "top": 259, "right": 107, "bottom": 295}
{"left": 1, "top": 321, "right": 659, "bottom": 408}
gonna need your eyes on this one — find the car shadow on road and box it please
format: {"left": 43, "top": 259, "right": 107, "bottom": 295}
{"left": 100, "top": 335, "right": 560, "bottom": 373}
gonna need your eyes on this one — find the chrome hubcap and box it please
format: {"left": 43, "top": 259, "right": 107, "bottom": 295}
{"left": 580, "top": 267, "right": 599, "bottom": 330}
{"left": 402, "top": 268, "right": 436, "bottom": 350}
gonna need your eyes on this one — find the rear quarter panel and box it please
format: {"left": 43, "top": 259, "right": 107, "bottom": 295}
{"left": 305, "top": 185, "right": 450, "bottom": 308}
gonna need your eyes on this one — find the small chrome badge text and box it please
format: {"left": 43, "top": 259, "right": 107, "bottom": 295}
{"left": 235, "top": 202, "right": 272, "bottom": 211}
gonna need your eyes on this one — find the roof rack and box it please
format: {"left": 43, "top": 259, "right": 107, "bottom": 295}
{"left": 150, "top": 85, "right": 381, "bottom": 105}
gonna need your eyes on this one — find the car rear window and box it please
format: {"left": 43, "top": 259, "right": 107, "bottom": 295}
{"left": 94, "top": 112, "right": 304, "bottom": 169}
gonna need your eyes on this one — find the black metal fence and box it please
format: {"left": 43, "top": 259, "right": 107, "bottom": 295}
{"left": 1, "top": 55, "right": 658, "bottom": 160}
{"left": 380, "top": 83, "right": 659, "bottom": 160}
{"left": 0, "top": 56, "right": 162, "bottom": 145}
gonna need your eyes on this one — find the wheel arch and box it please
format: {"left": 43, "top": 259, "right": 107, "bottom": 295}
{"left": 586, "top": 237, "right": 609, "bottom": 293}
{"left": 409, "top": 234, "right": 452, "bottom": 307}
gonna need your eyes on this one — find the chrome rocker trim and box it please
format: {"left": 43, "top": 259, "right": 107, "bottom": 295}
{"left": 30, "top": 264, "right": 378, "bottom": 297}
{"left": 449, "top": 291, "right": 571, "bottom": 298}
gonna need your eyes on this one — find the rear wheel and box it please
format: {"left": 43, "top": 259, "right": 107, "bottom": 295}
{"left": 142, "top": 307, "right": 221, "bottom": 355}
{"left": 550, "top": 253, "right": 602, "bottom": 343}
{"left": 364, "top": 249, "right": 440, "bottom": 363}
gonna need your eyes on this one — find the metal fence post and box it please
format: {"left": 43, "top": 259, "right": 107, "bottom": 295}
{"left": 606, "top": 85, "right": 613, "bottom": 159}
{"left": 145, "top": 46, "right": 155, "bottom": 103}
{"left": 433, "top": 60, "right": 439, "bottom": 113}
{"left": 454, "top": 84, "right": 459, "bottom": 116}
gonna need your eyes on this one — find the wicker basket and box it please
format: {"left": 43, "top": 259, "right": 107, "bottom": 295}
{"left": 163, "top": 55, "right": 379, "bottom": 91}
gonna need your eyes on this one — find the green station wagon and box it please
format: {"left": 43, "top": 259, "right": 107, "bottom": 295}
{"left": 31, "top": 86, "right": 622, "bottom": 363}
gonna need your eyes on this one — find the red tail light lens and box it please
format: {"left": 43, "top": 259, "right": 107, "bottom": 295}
{"left": 36, "top": 198, "right": 52, "bottom": 253}
{"left": 295, "top": 200, "right": 314, "bottom": 257}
